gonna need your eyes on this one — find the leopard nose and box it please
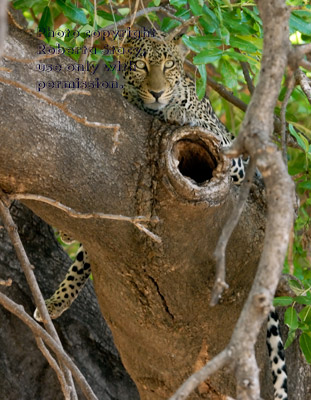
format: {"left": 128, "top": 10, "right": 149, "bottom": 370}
{"left": 149, "top": 90, "right": 164, "bottom": 100}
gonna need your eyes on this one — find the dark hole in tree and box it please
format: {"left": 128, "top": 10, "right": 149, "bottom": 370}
{"left": 174, "top": 139, "right": 217, "bottom": 184}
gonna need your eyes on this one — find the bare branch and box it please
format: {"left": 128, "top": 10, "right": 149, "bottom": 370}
{"left": 10, "top": 193, "right": 162, "bottom": 243}
{"left": 281, "top": 73, "right": 295, "bottom": 164}
{"left": 240, "top": 61, "right": 255, "bottom": 94}
{"left": 211, "top": 157, "right": 257, "bottom": 306}
{"left": 295, "top": 69, "right": 311, "bottom": 104}
{"left": 36, "top": 337, "right": 71, "bottom": 400}
{"left": 0, "top": 292, "right": 98, "bottom": 400}
{"left": 169, "top": 350, "right": 229, "bottom": 400}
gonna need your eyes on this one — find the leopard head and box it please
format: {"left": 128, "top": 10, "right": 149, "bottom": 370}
{"left": 122, "top": 33, "right": 189, "bottom": 111}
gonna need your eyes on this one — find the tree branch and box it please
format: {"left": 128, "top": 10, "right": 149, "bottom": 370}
{"left": 0, "top": 291, "right": 98, "bottom": 400}
{"left": 10, "top": 193, "right": 161, "bottom": 243}
{"left": 295, "top": 69, "right": 311, "bottom": 105}
{"left": 211, "top": 157, "right": 257, "bottom": 306}
{"left": 0, "top": 192, "right": 78, "bottom": 400}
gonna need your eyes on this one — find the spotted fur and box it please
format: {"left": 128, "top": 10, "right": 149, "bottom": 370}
{"left": 267, "top": 308, "right": 288, "bottom": 400}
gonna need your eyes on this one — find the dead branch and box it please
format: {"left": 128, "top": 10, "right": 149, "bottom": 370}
{"left": 36, "top": 337, "right": 71, "bottom": 400}
{"left": 169, "top": 350, "right": 229, "bottom": 400}
{"left": 210, "top": 157, "right": 257, "bottom": 306}
{"left": 281, "top": 73, "right": 295, "bottom": 164}
{"left": 295, "top": 69, "right": 311, "bottom": 105}
{"left": 0, "top": 291, "right": 98, "bottom": 400}
{"left": 240, "top": 60, "right": 255, "bottom": 94}
{"left": 10, "top": 193, "right": 161, "bottom": 243}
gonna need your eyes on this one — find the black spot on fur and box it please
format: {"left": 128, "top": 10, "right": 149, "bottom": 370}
{"left": 64, "top": 294, "right": 69, "bottom": 298}
{"left": 72, "top": 266, "right": 78, "bottom": 272}
{"left": 67, "top": 275, "right": 74, "bottom": 281}
{"left": 266, "top": 341, "right": 272, "bottom": 356}
{"left": 77, "top": 269, "right": 84, "bottom": 275}
{"left": 77, "top": 251, "right": 84, "bottom": 262}
{"left": 69, "top": 284, "right": 75, "bottom": 289}
{"left": 84, "top": 263, "right": 90, "bottom": 270}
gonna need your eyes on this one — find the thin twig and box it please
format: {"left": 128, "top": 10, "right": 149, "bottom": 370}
{"left": 0, "top": 292, "right": 98, "bottom": 400}
{"left": 280, "top": 73, "right": 295, "bottom": 165}
{"left": 168, "top": 350, "right": 229, "bottom": 400}
{"left": 295, "top": 69, "right": 311, "bottom": 105}
{"left": 211, "top": 157, "right": 257, "bottom": 306}
{"left": 10, "top": 193, "right": 161, "bottom": 243}
{"left": 240, "top": 60, "right": 255, "bottom": 94}
{"left": 36, "top": 337, "right": 71, "bottom": 400}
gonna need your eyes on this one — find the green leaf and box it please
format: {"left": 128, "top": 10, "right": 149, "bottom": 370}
{"left": 288, "top": 279, "right": 305, "bottom": 296}
{"left": 219, "top": 58, "right": 236, "bottom": 89}
{"left": 273, "top": 296, "right": 294, "bottom": 307}
{"left": 284, "top": 307, "right": 299, "bottom": 330}
{"left": 193, "top": 49, "right": 223, "bottom": 64}
{"left": 55, "top": 0, "right": 88, "bottom": 25}
{"left": 289, "top": 124, "right": 309, "bottom": 152}
{"left": 242, "top": 7, "right": 262, "bottom": 25}
{"left": 38, "top": 6, "right": 53, "bottom": 43}
{"left": 189, "top": 0, "right": 203, "bottom": 16}
{"left": 196, "top": 64, "right": 207, "bottom": 99}
{"left": 13, "top": 0, "right": 43, "bottom": 8}
{"left": 284, "top": 329, "right": 296, "bottom": 349}
{"left": 170, "top": 0, "right": 187, "bottom": 9}
{"left": 290, "top": 13, "right": 311, "bottom": 36}
{"left": 222, "top": 13, "right": 256, "bottom": 35}
{"left": 79, "top": 0, "right": 94, "bottom": 14}
{"left": 300, "top": 332, "right": 311, "bottom": 363}
{"left": 224, "top": 48, "right": 259, "bottom": 66}
{"left": 97, "top": 10, "right": 123, "bottom": 21}
{"left": 299, "top": 306, "right": 311, "bottom": 325}
{"left": 229, "top": 36, "right": 258, "bottom": 53}
{"left": 161, "top": 18, "right": 180, "bottom": 32}
{"left": 295, "top": 296, "right": 311, "bottom": 305}
{"left": 298, "top": 181, "right": 311, "bottom": 190}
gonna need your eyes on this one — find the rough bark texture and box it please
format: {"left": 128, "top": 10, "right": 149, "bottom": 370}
{"left": 0, "top": 24, "right": 310, "bottom": 400}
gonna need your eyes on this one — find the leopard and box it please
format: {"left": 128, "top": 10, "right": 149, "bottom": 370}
{"left": 34, "top": 32, "right": 287, "bottom": 400}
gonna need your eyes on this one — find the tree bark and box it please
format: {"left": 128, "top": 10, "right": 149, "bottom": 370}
{"left": 0, "top": 24, "right": 310, "bottom": 400}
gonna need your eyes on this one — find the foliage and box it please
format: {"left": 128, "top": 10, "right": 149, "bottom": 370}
{"left": 11, "top": 0, "right": 311, "bottom": 360}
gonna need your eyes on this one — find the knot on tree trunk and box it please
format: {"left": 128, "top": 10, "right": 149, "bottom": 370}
{"left": 160, "top": 125, "right": 231, "bottom": 205}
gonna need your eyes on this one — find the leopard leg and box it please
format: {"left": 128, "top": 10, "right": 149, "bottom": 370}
{"left": 34, "top": 245, "right": 91, "bottom": 321}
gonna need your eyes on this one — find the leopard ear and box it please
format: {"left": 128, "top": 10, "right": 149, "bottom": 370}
{"left": 172, "top": 34, "right": 190, "bottom": 59}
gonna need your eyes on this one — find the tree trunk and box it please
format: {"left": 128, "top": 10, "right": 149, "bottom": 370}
{"left": 1, "top": 25, "right": 310, "bottom": 400}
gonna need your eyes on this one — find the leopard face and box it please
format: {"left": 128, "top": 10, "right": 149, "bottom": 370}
{"left": 122, "top": 34, "right": 189, "bottom": 112}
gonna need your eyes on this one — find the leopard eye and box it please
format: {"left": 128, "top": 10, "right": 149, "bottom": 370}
{"left": 164, "top": 60, "right": 174, "bottom": 69}
{"left": 135, "top": 60, "right": 146, "bottom": 69}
